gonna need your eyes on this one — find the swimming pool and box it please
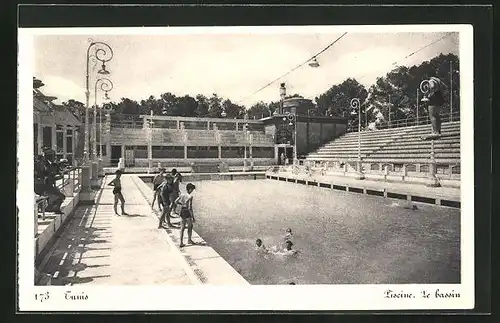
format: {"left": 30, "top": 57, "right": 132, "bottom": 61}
{"left": 146, "top": 179, "right": 460, "bottom": 285}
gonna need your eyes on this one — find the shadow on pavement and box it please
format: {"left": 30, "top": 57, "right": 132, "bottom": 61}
{"left": 36, "top": 202, "right": 113, "bottom": 286}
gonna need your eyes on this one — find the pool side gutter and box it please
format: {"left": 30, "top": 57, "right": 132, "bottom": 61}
{"left": 131, "top": 175, "right": 250, "bottom": 285}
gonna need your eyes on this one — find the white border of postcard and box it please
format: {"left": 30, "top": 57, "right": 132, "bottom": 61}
{"left": 18, "top": 24, "right": 474, "bottom": 311}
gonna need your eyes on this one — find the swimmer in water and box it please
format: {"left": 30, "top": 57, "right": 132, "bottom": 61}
{"left": 255, "top": 238, "right": 268, "bottom": 253}
{"left": 283, "top": 240, "right": 298, "bottom": 255}
{"left": 284, "top": 228, "right": 293, "bottom": 241}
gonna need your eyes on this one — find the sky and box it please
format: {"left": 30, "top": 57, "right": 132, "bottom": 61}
{"left": 32, "top": 28, "right": 459, "bottom": 107}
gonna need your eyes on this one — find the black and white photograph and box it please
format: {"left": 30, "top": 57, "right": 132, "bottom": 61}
{"left": 17, "top": 23, "right": 474, "bottom": 311}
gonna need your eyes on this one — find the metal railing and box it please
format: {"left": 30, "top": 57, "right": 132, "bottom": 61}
{"left": 278, "top": 160, "right": 460, "bottom": 177}
{"left": 347, "top": 111, "right": 461, "bottom": 133}
{"left": 35, "top": 167, "right": 82, "bottom": 237}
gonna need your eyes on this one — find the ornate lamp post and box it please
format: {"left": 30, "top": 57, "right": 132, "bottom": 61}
{"left": 84, "top": 39, "right": 113, "bottom": 192}
{"left": 419, "top": 79, "right": 440, "bottom": 187}
{"left": 284, "top": 112, "right": 298, "bottom": 164}
{"left": 350, "top": 98, "right": 365, "bottom": 180}
{"left": 94, "top": 78, "right": 113, "bottom": 176}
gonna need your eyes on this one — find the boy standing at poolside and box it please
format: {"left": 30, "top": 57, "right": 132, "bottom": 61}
{"left": 175, "top": 183, "right": 196, "bottom": 247}
{"left": 158, "top": 172, "right": 175, "bottom": 228}
{"left": 151, "top": 168, "right": 166, "bottom": 211}
{"left": 168, "top": 169, "right": 182, "bottom": 215}
{"left": 108, "top": 170, "right": 128, "bottom": 216}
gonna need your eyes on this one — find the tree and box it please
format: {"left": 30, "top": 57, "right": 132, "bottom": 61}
{"left": 195, "top": 94, "right": 210, "bottom": 117}
{"left": 364, "top": 53, "right": 460, "bottom": 123}
{"left": 222, "top": 99, "right": 246, "bottom": 119}
{"left": 140, "top": 95, "right": 163, "bottom": 115}
{"left": 33, "top": 77, "right": 44, "bottom": 89}
{"left": 268, "top": 101, "right": 280, "bottom": 115}
{"left": 61, "top": 99, "right": 86, "bottom": 121}
{"left": 207, "top": 93, "right": 223, "bottom": 118}
{"left": 247, "top": 101, "right": 270, "bottom": 119}
{"left": 116, "top": 98, "right": 141, "bottom": 115}
{"left": 175, "top": 95, "right": 198, "bottom": 117}
{"left": 315, "top": 78, "right": 368, "bottom": 124}
{"left": 159, "top": 92, "right": 178, "bottom": 116}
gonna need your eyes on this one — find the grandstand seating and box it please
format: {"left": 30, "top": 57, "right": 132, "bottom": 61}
{"left": 306, "top": 121, "right": 460, "bottom": 165}
{"left": 109, "top": 127, "right": 274, "bottom": 146}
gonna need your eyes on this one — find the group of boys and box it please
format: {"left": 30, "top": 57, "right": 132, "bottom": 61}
{"left": 255, "top": 228, "right": 298, "bottom": 255}
{"left": 152, "top": 168, "right": 197, "bottom": 248}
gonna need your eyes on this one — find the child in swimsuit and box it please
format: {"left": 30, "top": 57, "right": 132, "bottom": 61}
{"left": 151, "top": 168, "right": 166, "bottom": 211}
{"left": 108, "top": 170, "right": 128, "bottom": 216}
{"left": 175, "top": 183, "right": 196, "bottom": 247}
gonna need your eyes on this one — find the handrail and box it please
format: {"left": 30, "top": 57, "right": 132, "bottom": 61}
{"left": 346, "top": 111, "right": 461, "bottom": 133}
{"left": 273, "top": 161, "right": 460, "bottom": 178}
{"left": 35, "top": 167, "right": 82, "bottom": 237}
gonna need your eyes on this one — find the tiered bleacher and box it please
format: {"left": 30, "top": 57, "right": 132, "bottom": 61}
{"left": 104, "top": 114, "right": 276, "bottom": 170}
{"left": 306, "top": 121, "right": 461, "bottom": 177}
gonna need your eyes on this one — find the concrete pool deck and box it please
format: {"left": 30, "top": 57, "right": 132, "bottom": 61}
{"left": 36, "top": 174, "right": 249, "bottom": 285}
{"left": 267, "top": 171, "right": 461, "bottom": 208}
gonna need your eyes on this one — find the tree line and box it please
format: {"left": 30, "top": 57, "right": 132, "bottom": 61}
{"left": 44, "top": 52, "right": 459, "bottom": 125}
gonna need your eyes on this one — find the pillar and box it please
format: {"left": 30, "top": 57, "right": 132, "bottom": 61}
{"left": 274, "top": 145, "right": 278, "bottom": 164}
{"left": 37, "top": 116, "right": 43, "bottom": 154}
{"left": 249, "top": 145, "right": 254, "bottom": 168}
{"left": 63, "top": 125, "right": 67, "bottom": 159}
{"left": 121, "top": 144, "right": 125, "bottom": 159}
{"left": 235, "top": 122, "right": 239, "bottom": 131}
{"left": 177, "top": 120, "right": 180, "bottom": 130}
{"left": 106, "top": 142, "right": 111, "bottom": 164}
{"left": 51, "top": 126, "right": 57, "bottom": 153}
{"left": 426, "top": 140, "right": 440, "bottom": 187}
{"left": 218, "top": 146, "right": 222, "bottom": 159}
{"left": 184, "top": 145, "right": 188, "bottom": 159}
{"left": 207, "top": 121, "right": 210, "bottom": 130}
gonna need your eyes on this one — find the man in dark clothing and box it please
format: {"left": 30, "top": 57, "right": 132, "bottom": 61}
{"left": 422, "top": 76, "right": 446, "bottom": 139}
{"left": 38, "top": 149, "right": 65, "bottom": 214}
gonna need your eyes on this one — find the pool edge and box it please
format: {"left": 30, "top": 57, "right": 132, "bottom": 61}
{"left": 131, "top": 175, "right": 250, "bottom": 285}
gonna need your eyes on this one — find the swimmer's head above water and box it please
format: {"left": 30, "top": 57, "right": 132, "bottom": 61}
{"left": 285, "top": 240, "right": 294, "bottom": 251}
{"left": 255, "top": 239, "right": 263, "bottom": 247}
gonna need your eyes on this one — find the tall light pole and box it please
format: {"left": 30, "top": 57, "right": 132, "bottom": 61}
{"left": 419, "top": 79, "right": 441, "bottom": 187}
{"left": 416, "top": 88, "right": 419, "bottom": 125}
{"left": 148, "top": 110, "right": 154, "bottom": 174}
{"left": 388, "top": 94, "right": 392, "bottom": 128}
{"left": 243, "top": 123, "right": 248, "bottom": 170}
{"left": 284, "top": 112, "right": 297, "bottom": 165}
{"left": 350, "top": 98, "right": 364, "bottom": 180}
{"left": 84, "top": 39, "right": 113, "bottom": 187}
{"left": 449, "top": 60, "right": 453, "bottom": 122}
{"left": 279, "top": 83, "right": 286, "bottom": 114}
{"left": 291, "top": 113, "right": 297, "bottom": 164}
{"left": 94, "top": 78, "right": 113, "bottom": 159}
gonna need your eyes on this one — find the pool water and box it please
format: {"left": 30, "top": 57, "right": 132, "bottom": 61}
{"left": 147, "top": 179, "right": 460, "bottom": 285}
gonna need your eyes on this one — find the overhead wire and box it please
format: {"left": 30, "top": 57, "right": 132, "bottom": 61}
{"left": 237, "top": 32, "right": 349, "bottom": 104}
